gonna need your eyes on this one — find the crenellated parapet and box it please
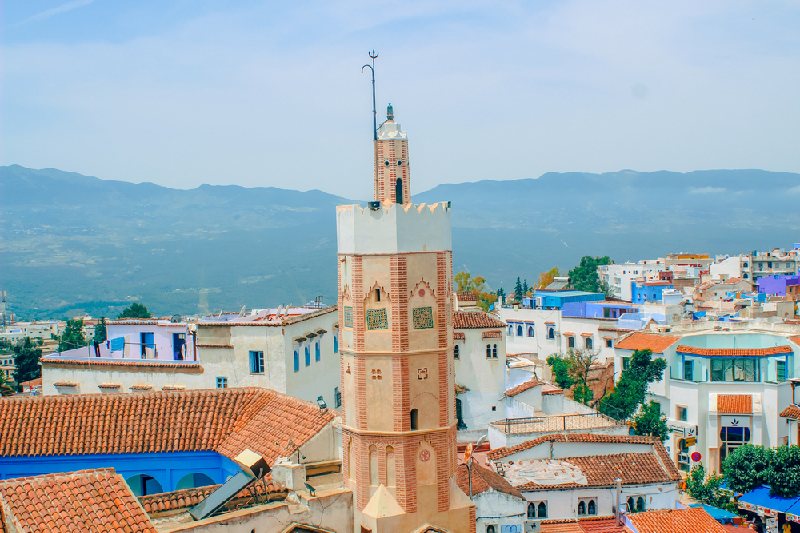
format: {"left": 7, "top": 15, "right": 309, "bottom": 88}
{"left": 337, "top": 201, "right": 452, "bottom": 255}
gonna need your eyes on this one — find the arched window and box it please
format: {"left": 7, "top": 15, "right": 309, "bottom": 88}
{"left": 527, "top": 502, "right": 536, "bottom": 519}
{"left": 517, "top": 325, "right": 523, "bottom": 337}
{"left": 334, "top": 335, "right": 338, "bottom": 353}
{"left": 305, "top": 346, "right": 311, "bottom": 366}
{"left": 486, "top": 345, "right": 491, "bottom": 358}
{"left": 587, "top": 499, "right": 596, "bottom": 515}
{"left": 636, "top": 496, "right": 645, "bottom": 511}
{"left": 527, "top": 326, "right": 534, "bottom": 337}
{"left": 492, "top": 344, "right": 498, "bottom": 358}
{"left": 454, "top": 345, "right": 460, "bottom": 360}
{"left": 548, "top": 327, "right": 555, "bottom": 339}
{"left": 293, "top": 351, "right": 299, "bottom": 372}
{"left": 578, "top": 501, "right": 586, "bottom": 515}
{"left": 315, "top": 342, "right": 320, "bottom": 361}
{"left": 176, "top": 473, "right": 215, "bottom": 491}
{"left": 127, "top": 474, "right": 163, "bottom": 497}
{"left": 538, "top": 501, "right": 547, "bottom": 518}
{"left": 585, "top": 337, "right": 593, "bottom": 350}
{"left": 627, "top": 497, "right": 635, "bottom": 512}
{"left": 508, "top": 325, "right": 513, "bottom": 336}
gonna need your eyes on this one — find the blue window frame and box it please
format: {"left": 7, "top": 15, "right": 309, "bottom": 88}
{"left": 216, "top": 377, "right": 227, "bottom": 389}
{"left": 527, "top": 326, "right": 534, "bottom": 337}
{"left": 294, "top": 350, "right": 299, "bottom": 372}
{"left": 249, "top": 351, "right": 264, "bottom": 373}
{"left": 305, "top": 346, "right": 311, "bottom": 366}
{"left": 315, "top": 342, "right": 320, "bottom": 362}
{"left": 517, "top": 325, "right": 523, "bottom": 337}
{"left": 334, "top": 335, "right": 338, "bottom": 353}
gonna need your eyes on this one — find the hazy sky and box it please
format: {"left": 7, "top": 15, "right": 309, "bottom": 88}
{"left": 3, "top": 1, "right": 799, "bottom": 199}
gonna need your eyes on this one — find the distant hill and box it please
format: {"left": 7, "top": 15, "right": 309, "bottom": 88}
{"left": 2, "top": 165, "right": 799, "bottom": 319}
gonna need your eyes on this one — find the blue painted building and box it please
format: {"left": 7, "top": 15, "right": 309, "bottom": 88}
{"left": 630, "top": 280, "right": 673, "bottom": 304}
{"left": 562, "top": 301, "right": 638, "bottom": 319}
{"left": 530, "top": 290, "right": 605, "bottom": 310}
{"left": 0, "top": 387, "right": 337, "bottom": 496}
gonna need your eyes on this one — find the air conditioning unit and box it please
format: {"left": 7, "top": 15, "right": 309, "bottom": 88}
{"left": 524, "top": 520, "right": 542, "bottom": 533}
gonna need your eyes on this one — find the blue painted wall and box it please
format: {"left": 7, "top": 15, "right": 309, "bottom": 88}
{"left": 533, "top": 290, "right": 604, "bottom": 309}
{"left": 630, "top": 282, "right": 673, "bottom": 303}
{"left": 0, "top": 451, "right": 240, "bottom": 494}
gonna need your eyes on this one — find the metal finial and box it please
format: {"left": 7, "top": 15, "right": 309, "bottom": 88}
{"left": 362, "top": 50, "right": 378, "bottom": 141}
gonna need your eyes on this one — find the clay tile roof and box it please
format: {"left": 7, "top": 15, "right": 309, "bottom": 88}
{"left": 0, "top": 387, "right": 335, "bottom": 465}
{"left": 482, "top": 331, "right": 502, "bottom": 339}
{"left": 717, "top": 394, "right": 752, "bottom": 414}
{"left": 790, "top": 336, "right": 800, "bottom": 346}
{"left": 41, "top": 358, "right": 203, "bottom": 369}
{"left": 541, "top": 383, "right": 564, "bottom": 395}
{"left": 627, "top": 507, "right": 728, "bottom": 533}
{"left": 138, "top": 475, "right": 283, "bottom": 514}
{"left": 19, "top": 377, "right": 42, "bottom": 387}
{"left": 580, "top": 333, "right": 593, "bottom": 337}
{"left": 453, "top": 310, "right": 505, "bottom": 329}
{"left": 54, "top": 380, "right": 79, "bottom": 387}
{"left": 562, "top": 331, "right": 575, "bottom": 337}
{"left": 453, "top": 332, "right": 465, "bottom": 340}
{"left": 0, "top": 468, "right": 157, "bottom": 532}
{"left": 614, "top": 332, "right": 680, "bottom": 354}
{"left": 456, "top": 462, "right": 523, "bottom": 499}
{"left": 162, "top": 384, "right": 186, "bottom": 391}
{"left": 781, "top": 405, "right": 800, "bottom": 419}
{"left": 505, "top": 378, "right": 540, "bottom": 397}
{"left": 98, "top": 382, "right": 122, "bottom": 388}
{"left": 130, "top": 383, "right": 154, "bottom": 390}
{"left": 457, "top": 291, "right": 478, "bottom": 302}
{"left": 676, "top": 345, "right": 792, "bottom": 357}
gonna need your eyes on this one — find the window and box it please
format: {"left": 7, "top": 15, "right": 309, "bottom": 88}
{"left": 315, "top": 342, "right": 320, "bottom": 362}
{"left": 492, "top": 344, "right": 498, "bottom": 358}
{"left": 677, "top": 406, "right": 687, "bottom": 422}
{"left": 606, "top": 339, "right": 613, "bottom": 348}
{"left": 249, "top": 351, "right": 264, "bottom": 374}
{"left": 517, "top": 325, "right": 523, "bottom": 337}
{"left": 486, "top": 344, "right": 492, "bottom": 358}
{"left": 684, "top": 360, "right": 693, "bottom": 381}
{"left": 527, "top": 326, "right": 534, "bottom": 337}
{"left": 585, "top": 337, "right": 593, "bottom": 350}
{"left": 294, "top": 350, "right": 299, "bottom": 372}
{"left": 710, "top": 358, "right": 757, "bottom": 382}
{"left": 720, "top": 427, "right": 751, "bottom": 442}
{"left": 508, "top": 325, "right": 513, "bottom": 336}
{"left": 334, "top": 335, "right": 338, "bottom": 353}
{"left": 335, "top": 387, "right": 342, "bottom": 408}
{"left": 622, "top": 357, "right": 630, "bottom": 371}
{"left": 778, "top": 360, "right": 786, "bottom": 382}
{"left": 486, "top": 526, "right": 496, "bottom": 533}
{"left": 216, "top": 377, "right": 228, "bottom": 389}
{"left": 454, "top": 345, "right": 460, "bottom": 360}
{"left": 547, "top": 327, "right": 555, "bottom": 339}
{"left": 410, "top": 409, "right": 418, "bottom": 430}
{"left": 568, "top": 336, "right": 575, "bottom": 348}
{"left": 538, "top": 501, "right": 547, "bottom": 518}
{"left": 637, "top": 496, "right": 645, "bottom": 511}
{"left": 587, "top": 499, "right": 596, "bottom": 515}
{"left": 677, "top": 439, "right": 690, "bottom": 472}
{"left": 376, "top": 288, "right": 381, "bottom": 302}
{"left": 528, "top": 501, "right": 547, "bottom": 518}
{"left": 578, "top": 501, "right": 586, "bottom": 516}
{"left": 305, "top": 346, "right": 311, "bottom": 366}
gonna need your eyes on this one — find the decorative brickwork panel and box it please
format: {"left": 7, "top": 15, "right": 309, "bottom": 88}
{"left": 366, "top": 308, "right": 388, "bottom": 330}
{"left": 390, "top": 256, "right": 409, "bottom": 352}
{"left": 344, "top": 306, "right": 353, "bottom": 328}
{"left": 392, "top": 357, "right": 410, "bottom": 432}
{"left": 412, "top": 307, "right": 434, "bottom": 329}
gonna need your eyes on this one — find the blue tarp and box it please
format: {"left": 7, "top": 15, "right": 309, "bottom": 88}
{"left": 739, "top": 486, "right": 800, "bottom": 515}
{"left": 109, "top": 337, "right": 125, "bottom": 352}
{"left": 690, "top": 503, "right": 738, "bottom": 521}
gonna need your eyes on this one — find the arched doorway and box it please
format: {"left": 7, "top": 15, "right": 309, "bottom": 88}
{"left": 127, "top": 474, "right": 163, "bottom": 497}
{"left": 175, "top": 473, "right": 216, "bottom": 491}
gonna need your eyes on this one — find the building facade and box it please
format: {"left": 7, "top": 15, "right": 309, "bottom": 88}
{"left": 337, "top": 106, "right": 473, "bottom": 533}
{"left": 598, "top": 262, "right": 665, "bottom": 301}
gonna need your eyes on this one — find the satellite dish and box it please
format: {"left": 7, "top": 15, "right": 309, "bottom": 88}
{"left": 171, "top": 314, "right": 182, "bottom": 323}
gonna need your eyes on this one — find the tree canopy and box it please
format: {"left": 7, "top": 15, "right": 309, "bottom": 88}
{"left": 454, "top": 271, "right": 498, "bottom": 312}
{"left": 598, "top": 349, "right": 667, "bottom": 420}
{"left": 768, "top": 445, "right": 800, "bottom": 498}
{"left": 58, "top": 319, "right": 87, "bottom": 352}
{"left": 546, "top": 349, "right": 598, "bottom": 404}
{"left": 686, "top": 464, "right": 737, "bottom": 513}
{"left": 536, "top": 267, "right": 559, "bottom": 289}
{"left": 546, "top": 355, "right": 574, "bottom": 390}
{"left": 118, "top": 302, "right": 151, "bottom": 319}
{"left": 632, "top": 400, "right": 669, "bottom": 441}
{"left": 94, "top": 317, "right": 107, "bottom": 343}
{"left": 722, "top": 445, "right": 772, "bottom": 494}
{"left": 568, "top": 255, "right": 612, "bottom": 293}
{"left": 12, "top": 338, "right": 43, "bottom": 384}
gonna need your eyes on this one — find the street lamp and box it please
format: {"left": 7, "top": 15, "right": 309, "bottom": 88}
{"left": 468, "top": 434, "right": 488, "bottom": 500}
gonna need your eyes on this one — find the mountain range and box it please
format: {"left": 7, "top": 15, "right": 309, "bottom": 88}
{"left": 2, "top": 165, "right": 799, "bottom": 319}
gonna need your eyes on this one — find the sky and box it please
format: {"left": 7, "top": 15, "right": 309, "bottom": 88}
{"left": 2, "top": 0, "right": 799, "bottom": 200}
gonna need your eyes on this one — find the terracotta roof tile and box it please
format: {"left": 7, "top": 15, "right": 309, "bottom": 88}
{"left": 614, "top": 333, "right": 680, "bottom": 354}
{"left": 0, "top": 387, "right": 334, "bottom": 465}
{"left": 780, "top": 405, "right": 800, "bottom": 419}
{"left": 453, "top": 310, "right": 505, "bottom": 329}
{"left": 505, "top": 379, "right": 540, "bottom": 397}
{"left": 42, "top": 358, "right": 203, "bottom": 369}
{"left": 790, "top": 336, "right": 800, "bottom": 346}
{"left": 53, "top": 380, "right": 79, "bottom": 386}
{"left": 457, "top": 291, "right": 478, "bottom": 302}
{"left": 453, "top": 332, "right": 465, "bottom": 340}
{"left": 19, "top": 377, "right": 42, "bottom": 387}
{"left": 676, "top": 345, "right": 792, "bottom": 357}
{"left": 98, "top": 382, "right": 122, "bottom": 389}
{"left": 456, "top": 462, "right": 523, "bottom": 499}
{"left": 139, "top": 476, "right": 284, "bottom": 514}
{"left": 0, "top": 468, "right": 157, "bottom": 532}
{"left": 483, "top": 331, "right": 502, "bottom": 339}
{"left": 717, "top": 394, "right": 752, "bottom": 414}
{"left": 627, "top": 507, "right": 728, "bottom": 533}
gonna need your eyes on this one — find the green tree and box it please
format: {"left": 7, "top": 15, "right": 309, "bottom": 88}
{"left": 568, "top": 256, "right": 612, "bottom": 293}
{"left": 547, "top": 355, "right": 575, "bottom": 390}
{"left": 94, "top": 317, "right": 107, "bottom": 343}
{"left": 722, "top": 445, "right": 772, "bottom": 495}
{"left": 12, "top": 338, "right": 43, "bottom": 384}
{"left": 118, "top": 302, "right": 151, "bottom": 319}
{"left": 513, "top": 277, "right": 523, "bottom": 302}
{"left": 599, "top": 349, "right": 667, "bottom": 420}
{"left": 59, "top": 319, "right": 87, "bottom": 352}
{"left": 565, "top": 348, "right": 598, "bottom": 405}
{"left": 632, "top": 400, "right": 669, "bottom": 441}
{"left": 536, "top": 267, "right": 560, "bottom": 289}
{"left": 686, "top": 464, "right": 737, "bottom": 513}
{"left": 454, "top": 271, "right": 497, "bottom": 312}
{"left": 522, "top": 279, "right": 529, "bottom": 296}
{"left": 768, "top": 445, "right": 800, "bottom": 498}
{"left": 0, "top": 371, "right": 15, "bottom": 396}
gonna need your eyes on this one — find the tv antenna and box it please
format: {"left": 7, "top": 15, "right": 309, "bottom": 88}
{"left": 362, "top": 50, "right": 378, "bottom": 141}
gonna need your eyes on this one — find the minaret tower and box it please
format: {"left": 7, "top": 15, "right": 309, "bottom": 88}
{"left": 336, "top": 87, "right": 474, "bottom": 530}
{"left": 373, "top": 104, "right": 411, "bottom": 205}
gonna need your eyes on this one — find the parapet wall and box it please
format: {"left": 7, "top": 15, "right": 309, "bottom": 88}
{"left": 336, "top": 202, "right": 451, "bottom": 255}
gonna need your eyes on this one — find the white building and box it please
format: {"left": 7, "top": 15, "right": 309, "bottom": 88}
{"left": 453, "top": 310, "right": 507, "bottom": 434}
{"left": 41, "top": 306, "right": 341, "bottom": 406}
{"left": 710, "top": 255, "right": 748, "bottom": 282}
{"left": 456, "top": 462, "right": 526, "bottom": 533}
{"left": 486, "top": 433, "right": 681, "bottom": 522}
{"left": 598, "top": 262, "right": 664, "bottom": 301}
{"left": 613, "top": 324, "right": 800, "bottom": 473}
